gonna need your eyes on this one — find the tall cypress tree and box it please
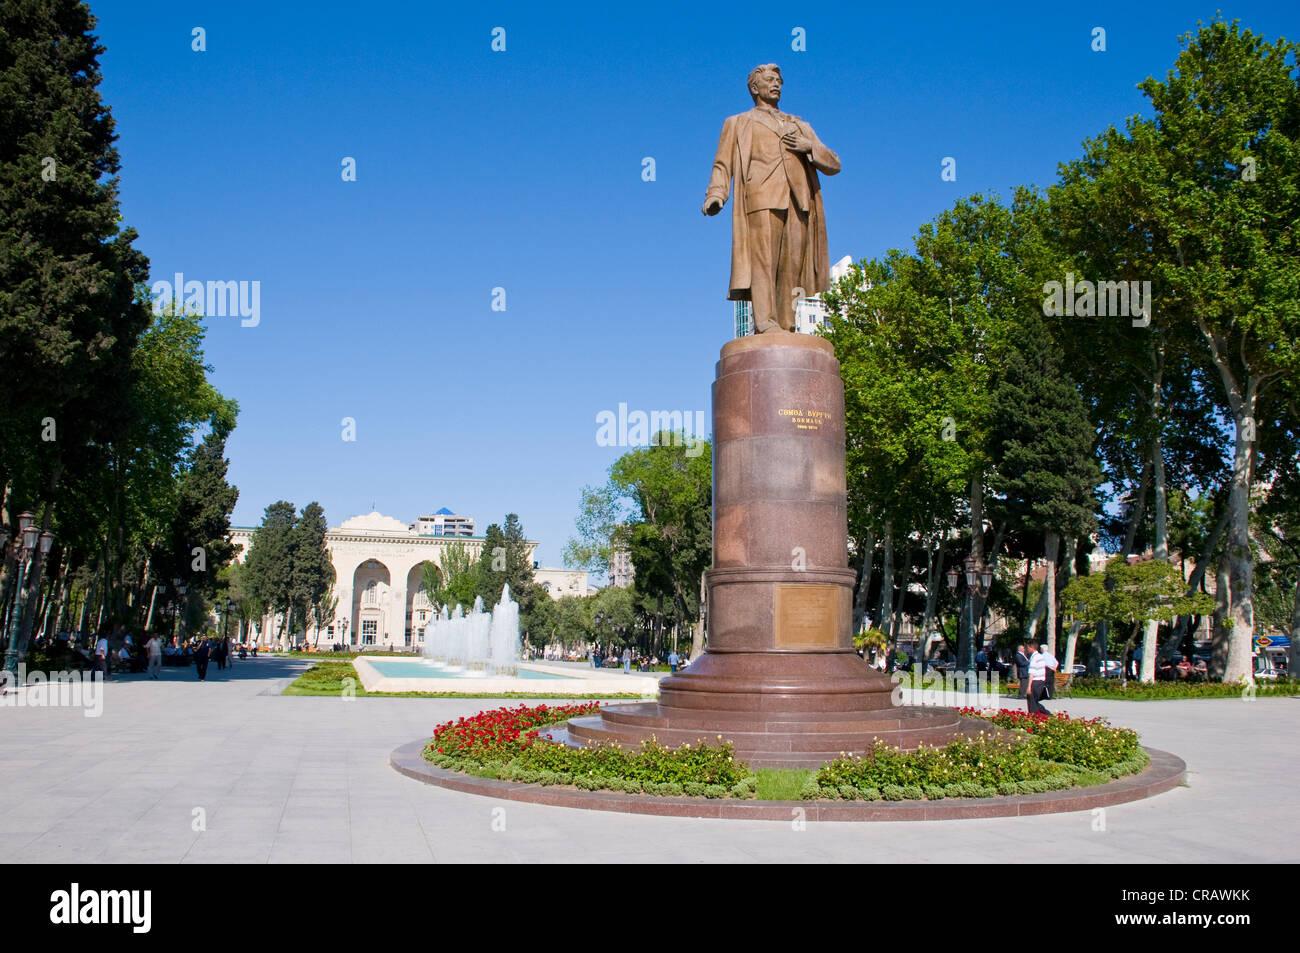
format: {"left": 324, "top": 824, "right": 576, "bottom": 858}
{"left": 0, "top": 0, "right": 153, "bottom": 503}
{"left": 289, "top": 502, "right": 334, "bottom": 638}
{"left": 475, "top": 514, "right": 537, "bottom": 613}
{"left": 244, "top": 501, "right": 297, "bottom": 644}
{"left": 989, "top": 318, "right": 1101, "bottom": 655}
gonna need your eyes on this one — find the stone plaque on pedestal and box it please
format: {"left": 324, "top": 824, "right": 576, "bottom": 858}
{"left": 774, "top": 583, "right": 842, "bottom": 649}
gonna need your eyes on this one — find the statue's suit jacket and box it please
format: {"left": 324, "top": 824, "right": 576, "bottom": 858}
{"left": 705, "top": 107, "right": 840, "bottom": 301}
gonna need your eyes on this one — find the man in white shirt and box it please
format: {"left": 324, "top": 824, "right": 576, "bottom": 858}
{"left": 145, "top": 634, "right": 162, "bottom": 679}
{"left": 94, "top": 633, "right": 110, "bottom": 682}
{"left": 1026, "top": 642, "right": 1059, "bottom": 715}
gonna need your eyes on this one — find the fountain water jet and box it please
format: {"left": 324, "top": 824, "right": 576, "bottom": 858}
{"left": 420, "top": 586, "right": 521, "bottom": 677}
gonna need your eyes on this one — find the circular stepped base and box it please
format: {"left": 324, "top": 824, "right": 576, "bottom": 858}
{"left": 555, "top": 703, "right": 981, "bottom": 769}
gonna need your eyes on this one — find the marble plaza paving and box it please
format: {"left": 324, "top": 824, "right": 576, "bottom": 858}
{"left": 0, "top": 656, "right": 1295, "bottom": 863}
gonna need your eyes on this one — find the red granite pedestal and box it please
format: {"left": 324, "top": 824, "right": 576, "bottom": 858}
{"left": 564, "top": 333, "right": 972, "bottom": 768}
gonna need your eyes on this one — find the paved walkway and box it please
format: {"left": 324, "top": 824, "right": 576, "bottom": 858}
{"left": 1, "top": 658, "right": 1294, "bottom": 862}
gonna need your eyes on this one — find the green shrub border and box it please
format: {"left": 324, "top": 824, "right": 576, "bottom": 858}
{"left": 796, "top": 749, "right": 1150, "bottom": 800}
{"left": 423, "top": 706, "right": 1153, "bottom": 803}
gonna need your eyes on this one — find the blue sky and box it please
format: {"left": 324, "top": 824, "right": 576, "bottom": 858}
{"left": 91, "top": 0, "right": 1295, "bottom": 568}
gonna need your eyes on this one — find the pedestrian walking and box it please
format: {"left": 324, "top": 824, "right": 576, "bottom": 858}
{"left": 145, "top": 633, "right": 162, "bottom": 679}
{"left": 668, "top": 650, "right": 679, "bottom": 673}
{"left": 622, "top": 646, "right": 631, "bottom": 674}
{"left": 194, "top": 638, "right": 211, "bottom": 681}
{"left": 1026, "top": 642, "right": 1059, "bottom": 715}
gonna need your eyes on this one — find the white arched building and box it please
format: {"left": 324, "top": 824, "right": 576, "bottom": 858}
{"left": 229, "top": 510, "right": 582, "bottom": 650}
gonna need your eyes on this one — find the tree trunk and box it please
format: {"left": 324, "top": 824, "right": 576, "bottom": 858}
{"left": 1062, "top": 618, "right": 1083, "bottom": 677}
{"left": 1165, "top": 498, "right": 1229, "bottom": 656}
{"left": 891, "top": 545, "right": 913, "bottom": 643}
{"left": 1222, "top": 393, "right": 1257, "bottom": 683}
{"left": 1059, "top": 537, "right": 1080, "bottom": 674}
{"left": 1026, "top": 565, "right": 1050, "bottom": 642}
{"left": 1210, "top": 555, "right": 1231, "bottom": 680}
{"left": 51, "top": 553, "right": 73, "bottom": 640}
{"left": 1195, "top": 317, "right": 1257, "bottom": 683}
{"left": 1140, "top": 373, "right": 1170, "bottom": 683}
{"left": 1118, "top": 619, "right": 1142, "bottom": 688}
{"left": 851, "top": 525, "right": 877, "bottom": 636}
{"left": 876, "top": 519, "right": 894, "bottom": 633}
{"left": 1043, "top": 530, "right": 1060, "bottom": 656}
{"left": 919, "top": 533, "right": 946, "bottom": 646}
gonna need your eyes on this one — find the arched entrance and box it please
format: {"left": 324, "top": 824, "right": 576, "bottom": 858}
{"left": 352, "top": 559, "right": 392, "bottom": 648}
{"left": 407, "top": 562, "right": 436, "bottom": 649}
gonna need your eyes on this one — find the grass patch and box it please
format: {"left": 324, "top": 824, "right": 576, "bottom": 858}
{"left": 755, "top": 768, "right": 810, "bottom": 801}
{"left": 283, "top": 661, "right": 367, "bottom": 696}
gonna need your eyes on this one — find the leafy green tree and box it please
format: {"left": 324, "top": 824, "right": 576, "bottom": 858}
{"left": 588, "top": 583, "right": 638, "bottom": 649}
{"left": 423, "top": 542, "right": 479, "bottom": 611}
{"left": 563, "top": 484, "right": 629, "bottom": 577}
{"left": 1060, "top": 21, "right": 1300, "bottom": 681}
{"left": 607, "top": 433, "right": 711, "bottom": 656}
{"left": 824, "top": 190, "right": 1054, "bottom": 663}
{"left": 1062, "top": 558, "right": 1215, "bottom": 684}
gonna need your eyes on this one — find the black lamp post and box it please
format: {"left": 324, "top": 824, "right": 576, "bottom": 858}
{"left": 4, "top": 513, "right": 54, "bottom": 675}
{"left": 947, "top": 557, "right": 993, "bottom": 693}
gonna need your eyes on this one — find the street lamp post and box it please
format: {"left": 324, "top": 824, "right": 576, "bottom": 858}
{"left": 947, "top": 557, "right": 993, "bottom": 693}
{"left": 176, "top": 583, "right": 188, "bottom": 642}
{"left": 4, "top": 513, "right": 54, "bottom": 676}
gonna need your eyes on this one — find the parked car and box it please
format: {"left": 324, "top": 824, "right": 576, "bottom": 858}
{"left": 1254, "top": 655, "right": 1285, "bottom": 680}
{"left": 1071, "top": 664, "right": 1088, "bottom": 677}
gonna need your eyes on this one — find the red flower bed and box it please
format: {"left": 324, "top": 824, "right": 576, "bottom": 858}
{"left": 957, "top": 707, "right": 1061, "bottom": 733}
{"left": 429, "top": 702, "right": 601, "bottom": 759}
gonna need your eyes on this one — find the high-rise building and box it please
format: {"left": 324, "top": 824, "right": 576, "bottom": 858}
{"left": 411, "top": 507, "right": 474, "bottom": 537}
{"left": 732, "top": 254, "right": 855, "bottom": 337}
{"left": 610, "top": 546, "right": 635, "bottom": 589}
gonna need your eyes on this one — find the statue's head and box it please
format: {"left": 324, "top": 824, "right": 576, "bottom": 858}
{"left": 747, "top": 64, "right": 782, "bottom": 106}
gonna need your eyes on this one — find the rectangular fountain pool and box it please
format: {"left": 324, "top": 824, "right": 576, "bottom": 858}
{"left": 366, "top": 660, "right": 568, "bottom": 680}
{"left": 351, "top": 656, "right": 661, "bottom": 696}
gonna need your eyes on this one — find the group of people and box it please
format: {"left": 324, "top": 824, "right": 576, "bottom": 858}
{"left": 1013, "top": 642, "right": 1060, "bottom": 715}
{"left": 78, "top": 628, "right": 252, "bottom": 682}
{"left": 587, "top": 646, "right": 686, "bottom": 673}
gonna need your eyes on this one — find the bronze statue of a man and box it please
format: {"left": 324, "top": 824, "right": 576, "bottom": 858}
{"left": 702, "top": 64, "right": 840, "bottom": 333}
